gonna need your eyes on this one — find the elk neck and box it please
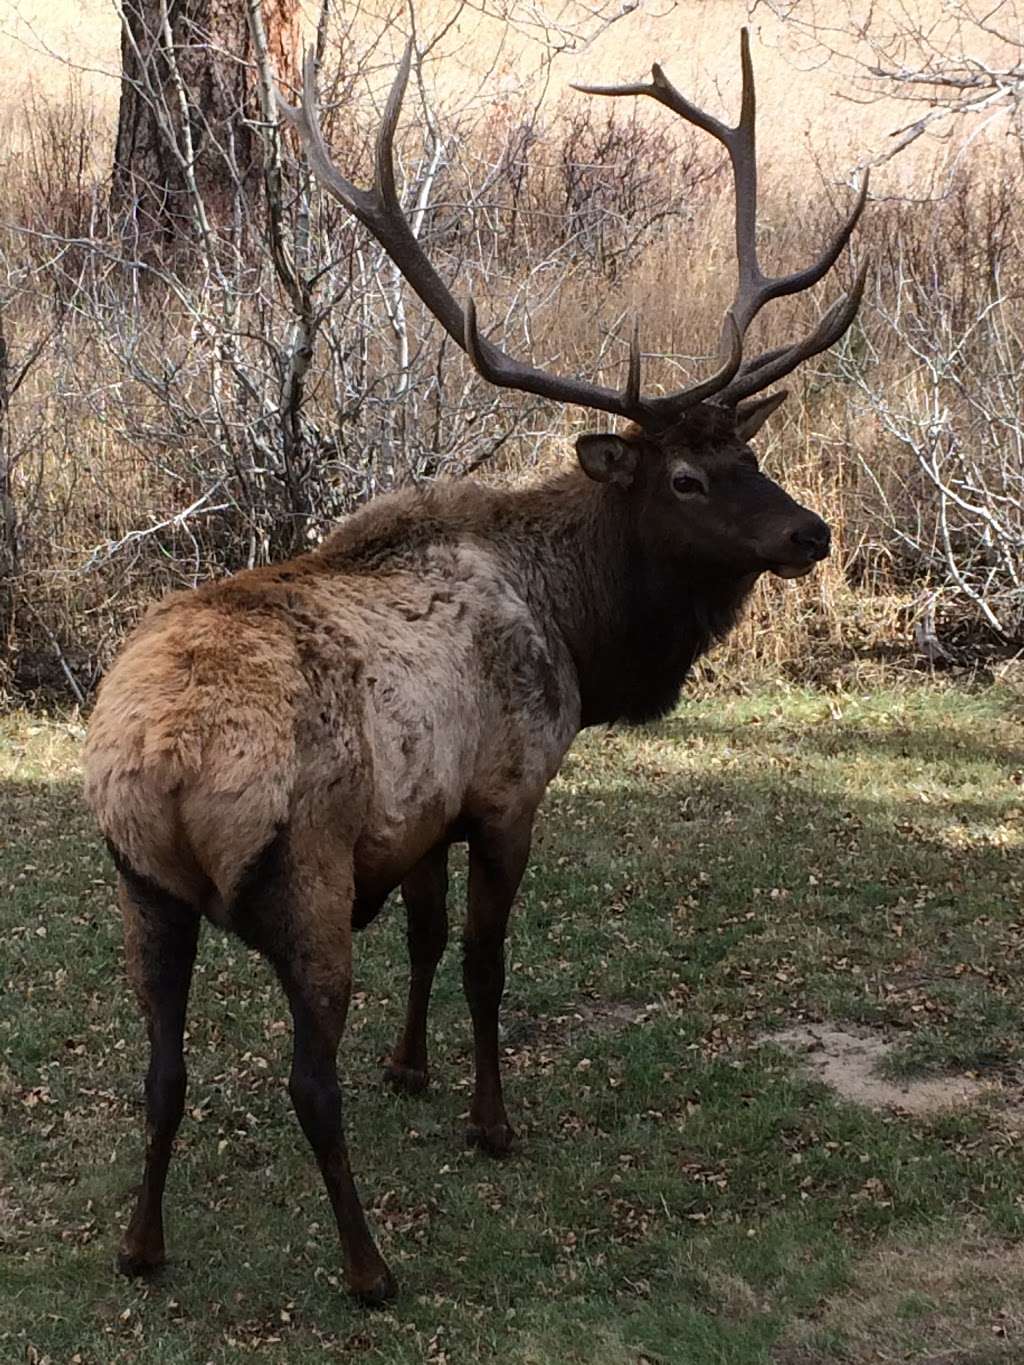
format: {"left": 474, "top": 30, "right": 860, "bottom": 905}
{"left": 509, "top": 470, "right": 758, "bottom": 728}
{"left": 315, "top": 466, "right": 757, "bottom": 730}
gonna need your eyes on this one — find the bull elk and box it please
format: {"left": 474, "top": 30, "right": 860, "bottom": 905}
{"left": 84, "top": 30, "right": 867, "bottom": 1303}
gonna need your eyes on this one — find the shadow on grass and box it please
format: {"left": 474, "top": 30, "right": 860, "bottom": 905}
{"left": 663, "top": 711, "right": 1024, "bottom": 770}
{"left": 3, "top": 693, "right": 1024, "bottom": 1362}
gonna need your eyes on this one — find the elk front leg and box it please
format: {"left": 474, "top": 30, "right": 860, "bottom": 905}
{"left": 385, "top": 843, "right": 449, "bottom": 1094}
{"left": 117, "top": 873, "right": 200, "bottom": 1277}
{"left": 462, "top": 815, "right": 533, "bottom": 1157}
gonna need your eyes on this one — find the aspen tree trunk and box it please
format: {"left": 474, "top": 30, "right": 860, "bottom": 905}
{"left": 113, "top": 0, "right": 301, "bottom": 241}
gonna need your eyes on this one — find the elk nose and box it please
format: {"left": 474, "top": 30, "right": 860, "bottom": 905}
{"left": 791, "top": 520, "right": 831, "bottom": 560}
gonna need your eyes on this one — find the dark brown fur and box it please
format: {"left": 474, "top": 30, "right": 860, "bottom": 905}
{"left": 84, "top": 405, "right": 829, "bottom": 1301}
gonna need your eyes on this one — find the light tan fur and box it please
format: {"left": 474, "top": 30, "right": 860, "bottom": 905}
{"left": 85, "top": 474, "right": 583, "bottom": 918}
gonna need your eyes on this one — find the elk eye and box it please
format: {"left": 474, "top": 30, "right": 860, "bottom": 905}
{"left": 672, "top": 473, "right": 705, "bottom": 496}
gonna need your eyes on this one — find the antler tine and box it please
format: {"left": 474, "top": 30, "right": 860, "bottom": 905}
{"left": 575, "top": 32, "right": 761, "bottom": 340}
{"left": 571, "top": 61, "right": 735, "bottom": 146}
{"left": 717, "top": 259, "right": 869, "bottom": 404}
{"left": 625, "top": 319, "right": 641, "bottom": 410}
{"left": 758, "top": 173, "right": 870, "bottom": 307}
{"left": 575, "top": 28, "right": 868, "bottom": 412}
{"left": 283, "top": 44, "right": 658, "bottom": 423}
{"left": 463, "top": 298, "right": 644, "bottom": 417}
{"left": 645, "top": 313, "right": 743, "bottom": 422}
{"left": 374, "top": 40, "right": 413, "bottom": 212}
{"left": 279, "top": 41, "right": 468, "bottom": 348}
{"left": 277, "top": 48, "right": 374, "bottom": 222}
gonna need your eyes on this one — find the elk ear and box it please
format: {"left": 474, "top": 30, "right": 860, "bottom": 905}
{"left": 575, "top": 433, "right": 639, "bottom": 488}
{"left": 734, "top": 390, "right": 788, "bottom": 442}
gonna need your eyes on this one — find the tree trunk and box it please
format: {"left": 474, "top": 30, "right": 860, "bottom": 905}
{"left": 113, "top": 0, "right": 301, "bottom": 242}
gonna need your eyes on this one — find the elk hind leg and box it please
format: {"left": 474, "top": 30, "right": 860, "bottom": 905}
{"left": 117, "top": 869, "right": 200, "bottom": 1277}
{"left": 385, "top": 842, "right": 449, "bottom": 1094}
{"left": 463, "top": 814, "right": 533, "bottom": 1157}
{"left": 247, "top": 837, "right": 396, "bottom": 1304}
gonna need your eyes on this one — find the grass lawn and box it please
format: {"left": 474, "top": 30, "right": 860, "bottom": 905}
{"left": 3, "top": 681, "right": 1024, "bottom": 1364}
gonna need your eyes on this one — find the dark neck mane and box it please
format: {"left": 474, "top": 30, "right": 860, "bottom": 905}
{"left": 510, "top": 472, "right": 755, "bottom": 727}
{"left": 587, "top": 559, "right": 751, "bottom": 725}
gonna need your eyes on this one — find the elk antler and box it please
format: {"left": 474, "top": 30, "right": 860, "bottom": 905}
{"left": 573, "top": 28, "right": 869, "bottom": 406}
{"left": 278, "top": 33, "right": 865, "bottom": 426}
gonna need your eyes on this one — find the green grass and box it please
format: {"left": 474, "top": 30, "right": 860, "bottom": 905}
{"left": 3, "top": 683, "right": 1024, "bottom": 1363}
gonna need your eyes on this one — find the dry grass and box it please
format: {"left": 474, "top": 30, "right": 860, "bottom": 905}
{"left": 776, "top": 1225, "right": 1024, "bottom": 1363}
{"left": 2, "top": 3, "right": 1022, "bottom": 697}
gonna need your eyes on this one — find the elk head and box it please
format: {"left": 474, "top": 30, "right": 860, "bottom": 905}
{"left": 279, "top": 31, "right": 866, "bottom": 582}
{"left": 576, "top": 398, "right": 830, "bottom": 580}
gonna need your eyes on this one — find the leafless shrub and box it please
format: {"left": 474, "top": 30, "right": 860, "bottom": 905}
{"left": 556, "top": 102, "right": 716, "bottom": 276}
{"left": 6, "top": 12, "right": 1024, "bottom": 698}
{"left": 17, "top": 79, "right": 105, "bottom": 244}
{"left": 1, "top": 25, "right": 608, "bottom": 693}
{"left": 751, "top": 0, "right": 1024, "bottom": 171}
{"left": 835, "top": 163, "right": 1024, "bottom": 639}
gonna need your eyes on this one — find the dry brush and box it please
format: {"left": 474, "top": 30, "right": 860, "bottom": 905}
{"left": 1, "top": 17, "right": 1022, "bottom": 699}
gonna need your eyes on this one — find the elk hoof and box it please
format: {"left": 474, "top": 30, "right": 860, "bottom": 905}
{"left": 383, "top": 1061, "right": 429, "bottom": 1095}
{"left": 116, "top": 1244, "right": 165, "bottom": 1279}
{"left": 465, "top": 1121, "right": 515, "bottom": 1157}
{"left": 350, "top": 1266, "right": 399, "bottom": 1306}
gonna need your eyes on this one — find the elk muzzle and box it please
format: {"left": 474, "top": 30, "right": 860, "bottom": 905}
{"left": 770, "top": 512, "right": 831, "bottom": 578}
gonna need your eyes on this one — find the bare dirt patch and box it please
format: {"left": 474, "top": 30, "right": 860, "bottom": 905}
{"left": 774, "top": 1226, "right": 1024, "bottom": 1364}
{"left": 762, "top": 1024, "right": 988, "bottom": 1116}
